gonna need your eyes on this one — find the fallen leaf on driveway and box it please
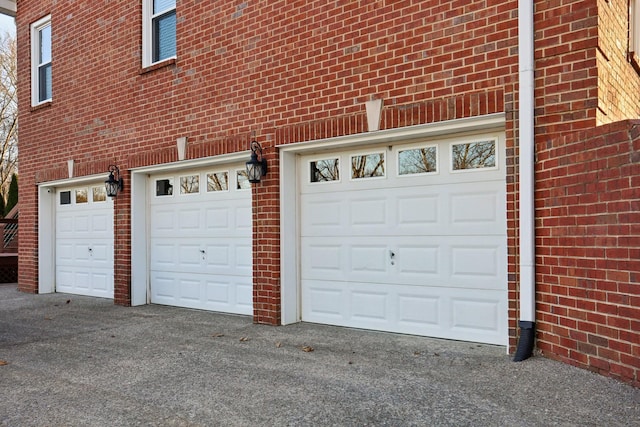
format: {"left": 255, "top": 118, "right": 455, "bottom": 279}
{"left": 0, "top": 360, "right": 8, "bottom": 366}
{"left": 275, "top": 341, "right": 282, "bottom": 348}
{"left": 301, "top": 346, "right": 314, "bottom": 352}
{"left": 239, "top": 337, "right": 250, "bottom": 342}
{"left": 211, "top": 333, "right": 225, "bottom": 338}
{"left": 66, "top": 299, "right": 71, "bottom": 304}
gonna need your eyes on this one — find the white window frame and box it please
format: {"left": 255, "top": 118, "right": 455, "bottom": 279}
{"left": 30, "top": 15, "right": 52, "bottom": 106}
{"left": 142, "top": 0, "right": 177, "bottom": 68}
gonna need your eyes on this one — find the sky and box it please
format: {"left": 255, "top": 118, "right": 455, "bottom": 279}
{"left": 0, "top": 14, "right": 15, "bottom": 37}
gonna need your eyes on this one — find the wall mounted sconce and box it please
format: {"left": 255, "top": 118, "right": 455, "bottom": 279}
{"left": 105, "top": 165, "right": 124, "bottom": 197}
{"left": 245, "top": 141, "right": 267, "bottom": 184}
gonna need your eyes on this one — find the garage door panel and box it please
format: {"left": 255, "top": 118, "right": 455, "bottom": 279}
{"left": 299, "top": 134, "right": 507, "bottom": 345}
{"left": 303, "top": 285, "right": 346, "bottom": 319}
{"left": 351, "top": 245, "right": 388, "bottom": 273}
{"left": 235, "top": 244, "right": 252, "bottom": 269}
{"left": 350, "top": 291, "right": 388, "bottom": 322}
{"left": 451, "top": 298, "right": 501, "bottom": 332}
{"left": 150, "top": 242, "right": 175, "bottom": 266}
{"left": 178, "top": 208, "right": 202, "bottom": 230}
{"left": 235, "top": 206, "right": 252, "bottom": 230}
{"left": 397, "top": 294, "right": 440, "bottom": 326}
{"left": 350, "top": 198, "right": 388, "bottom": 227}
{"left": 303, "top": 279, "right": 506, "bottom": 345}
{"left": 91, "top": 213, "right": 111, "bottom": 234}
{"left": 152, "top": 209, "right": 175, "bottom": 231}
{"left": 204, "top": 244, "right": 230, "bottom": 266}
{"left": 73, "top": 215, "right": 90, "bottom": 233}
{"left": 396, "top": 245, "right": 440, "bottom": 276}
{"left": 204, "top": 207, "right": 230, "bottom": 230}
{"left": 55, "top": 186, "right": 114, "bottom": 299}
{"left": 90, "top": 272, "right": 111, "bottom": 295}
{"left": 90, "top": 244, "right": 109, "bottom": 264}
{"left": 149, "top": 165, "right": 252, "bottom": 315}
{"left": 396, "top": 195, "right": 440, "bottom": 227}
{"left": 178, "top": 245, "right": 203, "bottom": 267}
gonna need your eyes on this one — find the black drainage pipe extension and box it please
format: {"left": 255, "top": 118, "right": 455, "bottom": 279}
{"left": 513, "top": 321, "right": 536, "bottom": 362}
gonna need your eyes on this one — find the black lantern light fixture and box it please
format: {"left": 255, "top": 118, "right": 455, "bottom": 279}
{"left": 245, "top": 140, "right": 267, "bottom": 183}
{"left": 105, "top": 165, "right": 124, "bottom": 197}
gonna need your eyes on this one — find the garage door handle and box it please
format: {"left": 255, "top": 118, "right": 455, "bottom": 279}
{"left": 199, "top": 250, "right": 205, "bottom": 254}
{"left": 389, "top": 250, "right": 395, "bottom": 265}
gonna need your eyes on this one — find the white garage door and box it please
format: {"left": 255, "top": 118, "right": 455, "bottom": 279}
{"left": 56, "top": 184, "right": 114, "bottom": 298}
{"left": 299, "top": 134, "right": 507, "bottom": 345}
{"left": 149, "top": 165, "right": 253, "bottom": 314}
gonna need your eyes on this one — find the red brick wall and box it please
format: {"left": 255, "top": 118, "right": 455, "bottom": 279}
{"left": 534, "top": 0, "right": 600, "bottom": 140}
{"left": 14, "top": 0, "right": 640, "bottom": 376}
{"left": 536, "top": 120, "right": 640, "bottom": 386}
{"left": 16, "top": 1, "right": 522, "bottom": 324}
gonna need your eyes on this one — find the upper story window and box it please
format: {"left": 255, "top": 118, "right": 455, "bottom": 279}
{"left": 30, "top": 15, "right": 52, "bottom": 106}
{"left": 142, "top": 0, "right": 176, "bottom": 67}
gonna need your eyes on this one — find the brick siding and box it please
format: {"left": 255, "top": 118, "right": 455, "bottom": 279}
{"left": 536, "top": 120, "right": 640, "bottom": 386}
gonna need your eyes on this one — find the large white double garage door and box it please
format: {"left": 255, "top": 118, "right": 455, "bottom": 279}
{"left": 148, "top": 164, "right": 253, "bottom": 315}
{"left": 297, "top": 132, "right": 507, "bottom": 345}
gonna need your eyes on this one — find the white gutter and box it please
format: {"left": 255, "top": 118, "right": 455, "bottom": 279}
{"left": 514, "top": 0, "right": 536, "bottom": 361}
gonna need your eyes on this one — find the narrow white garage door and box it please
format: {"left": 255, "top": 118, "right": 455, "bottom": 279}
{"left": 299, "top": 134, "right": 507, "bottom": 345}
{"left": 149, "top": 165, "right": 253, "bottom": 314}
{"left": 56, "top": 184, "right": 114, "bottom": 298}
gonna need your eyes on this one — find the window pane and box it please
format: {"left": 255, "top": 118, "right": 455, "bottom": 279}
{"left": 93, "top": 186, "right": 107, "bottom": 202}
{"left": 180, "top": 175, "right": 199, "bottom": 194}
{"left": 39, "top": 25, "right": 51, "bottom": 64}
{"left": 452, "top": 140, "right": 496, "bottom": 170}
{"left": 398, "top": 146, "right": 437, "bottom": 175}
{"left": 75, "top": 189, "right": 88, "bottom": 204}
{"left": 207, "top": 172, "right": 229, "bottom": 192}
{"left": 237, "top": 170, "right": 250, "bottom": 190}
{"left": 152, "top": 11, "right": 176, "bottom": 62}
{"left": 38, "top": 63, "right": 52, "bottom": 101}
{"left": 153, "top": 0, "right": 176, "bottom": 14}
{"left": 60, "top": 191, "right": 71, "bottom": 205}
{"left": 310, "top": 159, "right": 339, "bottom": 182}
{"left": 156, "top": 178, "right": 173, "bottom": 196}
{"left": 351, "top": 153, "right": 385, "bottom": 179}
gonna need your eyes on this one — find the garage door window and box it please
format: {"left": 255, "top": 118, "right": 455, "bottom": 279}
{"left": 93, "top": 186, "right": 107, "bottom": 202}
{"left": 75, "top": 188, "right": 88, "bottom": 204}
{"left": 207, "top": 171, "right": 229, "bottom": 192}
{"left": 398, "top": 145, "right": 438, "bottom": 176}
{"left": 237, "top": 170, "right": 250, "bottom": 190}
{"left": 310, "top": 158, "right": 340, "bottom": 183}
{"left": 156, "top": 178, "right": 174, "bottom": 196}
{"left": 451, "top": 140, "right": 496, "bottom": 171}
{"left": 351, "top": 152, "right": 385, "bottom": 179}
{"left": 180, "top": 175, "right": 199, "bottom": 194}
{"left": 60, "top": 191, "right": 71, "bottom": 205}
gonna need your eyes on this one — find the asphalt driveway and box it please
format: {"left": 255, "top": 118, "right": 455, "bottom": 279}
{"left": 0, "top": 283, "right": 638, "bottom": 426}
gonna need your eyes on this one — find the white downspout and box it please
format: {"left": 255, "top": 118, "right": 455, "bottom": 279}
{"left": 514, "top": 0, "right": 536, "bottom": 361}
